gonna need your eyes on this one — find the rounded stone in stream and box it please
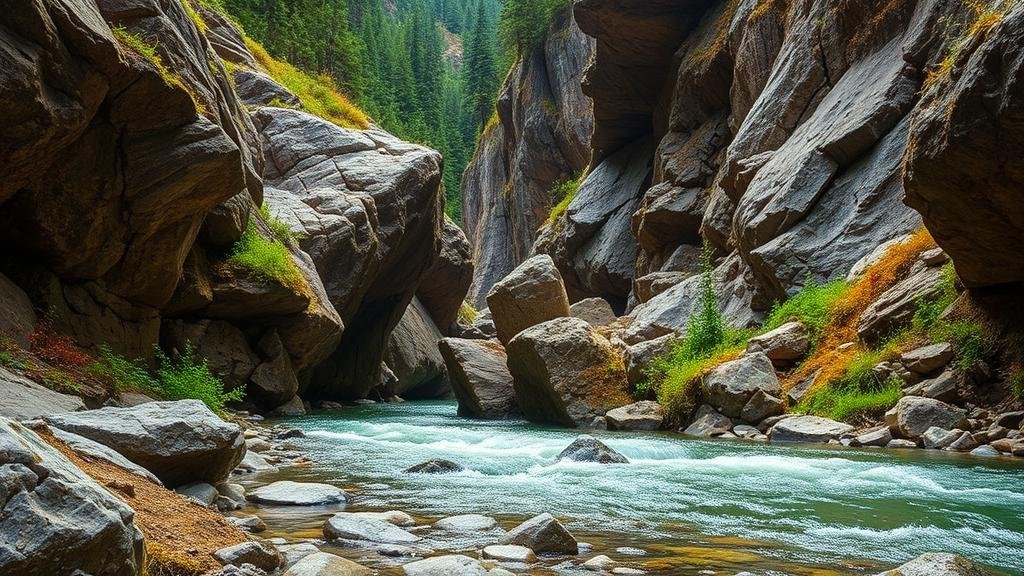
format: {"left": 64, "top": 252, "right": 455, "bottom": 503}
{"left": 247, "top": 480, "right": 348, "bottom": 506}
{"left": 556, "top": 435, "right": 629, "bottom": 464}
{"left": 482, "top": 544, "right": 536, "bottom": 563}
{"left": 498, "top": 513, "right": 578, "bottom": 555}
{"left": 402, "top": 554, "right": 513, "bottom": 575}
{"left": 282, "top": 552, "right": 370, "bottom": 576}
{"left": 404, "top": 459, "right": 464, "bottom": 474}
{"left": 323, "top": 512, "right": 421, "bottom": 544}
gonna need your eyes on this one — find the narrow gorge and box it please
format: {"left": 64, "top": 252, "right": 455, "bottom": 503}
{"left": 1, "top": 0, "right": 1022, "bottom": 575}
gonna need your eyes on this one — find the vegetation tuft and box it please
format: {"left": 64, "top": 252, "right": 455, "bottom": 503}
{"left": 457, "top": 301, "right": 478, "bottom": 324}
{"left": 111, "top": 26, "right": 207, "bottom": 115}
{"left": 229, "top": 210, "right": 305, "bottom": 290}
{"left": 763, "top": 278, "right": 849, "bottom": 340}
{"left": 546, "top": 172, "right": 584, "bottom": 225}
{"left": 923, "top": 0, "right": 1013, "bottom": 91}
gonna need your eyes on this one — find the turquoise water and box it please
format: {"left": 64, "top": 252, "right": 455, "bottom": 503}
{"left": 269, "top": 401, "right": 1024, "bottom": 575}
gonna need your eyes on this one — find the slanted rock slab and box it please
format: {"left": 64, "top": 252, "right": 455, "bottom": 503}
{"left": 403, "top": 554, "right": 510, "bottom": 575}
{"left": 900, "top": 342, "right": 954, "bottom": 374}
{"left": 557, "top": 435, "right": 629, "bottom": 463}
{"left": 885, "top": 396, "right": 968, "bottom": 440}
{"left": 768, "top": 416, "right": 855, "bottom": 444}
{"left": 439, "top": 338, "right": 518, "bottom": 419}
{"left": 44, "top": 399, "right": 245, "bottom": 487}
{"left": 248, "top": 481, "right": 348, "bottom": 506}
{"left": 498, "top": 513, "right": 578, "bottom": 555}
{"left": 745, "top": 322, "right": 810, "bottom": 364}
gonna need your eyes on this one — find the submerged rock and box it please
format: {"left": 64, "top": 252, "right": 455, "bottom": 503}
{"left": 44, "top": 400, "right": 244, "bottom": 488}
{"left": 247, "top": 481, "right": 348, "bottom": 506}
{"left": 875, "top": 552, "right": 995, "bottom": 575}
{"left": 499, "top": 513, "right": 578, "bottom": 555}
{"left": 768, "top": 416, "right": 855, "bottom": 444}
{"left": 323, "top": 513, "right": 421, "bottom": 544}
{"left": 557, "top": 435, "right": 629, "bottom": 464}
{"left": 405, "top": 459, "right": 464, "bottom": 474}
{"left": 403, "top": 554, "right": 513, "bottom": 576}
{"left": 482, "top": 545, "right": 536, "bottom": 563}
{"left": 434, "top": 514, "right": 498, "bottom": 532}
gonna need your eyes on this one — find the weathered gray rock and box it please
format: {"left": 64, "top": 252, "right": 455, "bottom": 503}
{"left": 249, "top": 330, "right": 300, "bottom": 408}
{"left": 234, "top": 69, "right": 301, "bottom": 107}
{"left": 606, "top": 401, "right": 665, "bottom": 431}
{"left": 769, "top": 416, "right": 855, "bottom": 444}
{"left": 557, "top": 435, "right": 629, "bottom": 464}
{"left": 383, "top": 297, "right": 449, "bottom": 399}
{"left": 0, "top": 418, "right": 145, "bottom": 576}
{"left": 227, "top": 515, "right": 267, "bottom": 533}
{"left": 623, "top": 334, "right": 677, "bottom": 387}
{"left": 499, "top": 513, "right": 578, "bottom": 555}
{"left": 946, "top": 431, "right": 979, "bottom": 452}
{"left": 434, "top": 514, "right": 498, "bottom": 532}
{"left": 403, "top": 554, "right": 510, "bottom": 576}
{"left": 405, "top": 459, "right": 464, "bottom": 474}
{"left": 900, "top": 343, "right": 954, "bottom": 374}
{"left": 323, "top": 513, "right": 421, "bottom": 544}
{"left": 506, "top": 317, "right": 630, "bottom": 427}
{"left": 740, "top": 389, "right": 784, "bottom": 423}
{"left": 417, "top": 218, "right": 474, "bottom": 333}
{"left": 682, "top": 405, "right": 733, "bottom": 437}
{"left": 746, "top": 322, "right": 810, "bottom": 364}
{"left": 633, "top": 272, "right": 690, "bottom": 304}
{"left": 916, "top": 371, "right": 959, "bottom": 403}
{"left": 0, "top": 274, "right": 35, "bottom": 346}
{"left": 271, "top": 395, "right": 307, "bottom": 417}
{"left": 234, "top": 450, "right": 279, "bottom": 475}
{"left": 922, "top": 427, "right": 962, "bottom": 450}
{"left": 0, "top": 366, "right": 86, "bottom": 421}
{"left": 44, "top": 426, "right": 161, "bottom": 485}
{"left": 702, "top": 353, "right": 781, "bottom": 418}
{"left": 248, "top": 481, "right": 348, "bottom": 507}
{"left": 970, "top": 445, "right": 1000, "bottom": 458}
{"left": 347, "top": 511, "right": 415, "bottom": 527}
{"left": 283, "top": 552, "right": 371, "bottom": 576}
{"left": 885, "top": 396, "right": 968, "bottom": 440}
{"left": 439, "top": 338, "right": 517, "bottom": 419}
{"left": 176, "top": 482, "right": 219, "bottom": 507}
{"left": 886, "top": 439, "right": 919, "bottom": 449}
{"left": 486, "top": 255, "right": 571, "bottom": 345}
{"left": 874, "top": 552, "right": 995, "bottom": 576}
{"left": 214, "top": 540, "right": 282, "bottom": 572}
{"left": 482, "top": 544, "right": 536, "bottom": 563}
{"left": 44, "top": 400, "right": 244, "bottom": 487}
{"left": 857, "top": 261, "right": 947, "bottom": 344}
{"left": 570, "top": 298, "right": 618, "bottom": 327}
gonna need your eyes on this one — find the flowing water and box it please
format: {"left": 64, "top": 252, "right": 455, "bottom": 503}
{"left": 246, "top": 401, "right": 1024, "bottom": 575}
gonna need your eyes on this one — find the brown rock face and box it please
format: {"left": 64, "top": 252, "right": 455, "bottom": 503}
{"left": 903, "top": 3, "right": 1024, "bottom": 288}
{"left": 486, "top": 255, "right": 572, "bottom": 345}
{"left": 417, "top": 218, "right": 474, "bottom": 333}
{"left": 461, "top": 7, "right": 593, "bottom": 308}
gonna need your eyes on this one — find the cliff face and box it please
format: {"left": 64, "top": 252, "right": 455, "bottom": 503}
{"left": 461, "top": 7, "right": 594, "bottom": 308}
{"left": 0, "top": 0, "right": 469, "bottom": 408}
{"left": 486, "top": 0, "right": 1024, "bottom": 341}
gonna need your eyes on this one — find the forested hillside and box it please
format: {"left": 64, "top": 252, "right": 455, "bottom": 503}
{"left": 222, "top": 0, "right": 502, "bottom": 223}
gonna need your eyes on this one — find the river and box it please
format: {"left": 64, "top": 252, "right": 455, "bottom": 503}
{"left": 242, "top": 401, "right": 1024, "bottom": 575}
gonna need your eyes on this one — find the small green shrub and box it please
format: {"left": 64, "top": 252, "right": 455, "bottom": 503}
{"left": 230, "top": 218, "right": 304, "bottom": 289}
{"left": 546, "top": 173, "right": 584, "bottom": 224}
{"left": 764, "top": 278, "right": 849, "bottom": 339}
{"left": 799, "top": 374, "right": 903, "bottom": 422}
{"left": 0, "top": 349, "right": 27, "bottom": 371}
{"left": 685, "top": 242, "right": 727, "bottom": 358}
{"left": 156, "top": 345, "right": 243, "bottom": 414}
{"left": 1011, "top": 372, "right": 1024, "bottom": 399}
{"left": 42, "top": 369, "right": 80, "bottom": 394}
{"left": 935, "top": 320, "right": 985, "bottom": 372}
{"left": 259, "top": 204, "right": 301, "bottom": 244}
{"left": 89, "top": 345, "right": 160, "bottom": 394}
{"left": 457, "top": 302, "right": 478, "bottom": 324}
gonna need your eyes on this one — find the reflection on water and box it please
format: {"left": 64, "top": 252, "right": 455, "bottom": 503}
{"left": 238, "top": 401, "right": 1024, "bottom": 575}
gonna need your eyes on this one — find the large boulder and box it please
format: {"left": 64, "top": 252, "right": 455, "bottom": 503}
{"left": 383, "top": 297, "right": 449, "bottom": 399}
{"left": 875, "top": 553, "right": 995, "bottom": 576}
{"left": 623, "top": 334, "right": 677, "bottom": 387}
{"left": 438, "top": 338, "right": 518, "bottom": 419}
{"left": 702, "top": 353, "right": 781, "bottom": 419}
{"left": 885, "top": 396, "right": 968, "bottom": 440}
{"left": 682, "top": 405, "right": 734, "bottom": 437}
{"left": 768, "top": 415, "right": 855, "bottom": 444}
{"left": 505, "top": 317, "right": 631, "bottom": 427}
{"left": 556, "top": 435, "right": 629, "bottom": 463}
{"left": 0, "top": 366, "right": 86, "bottom": 420}
{"left": 0, "top": 273, "right": 35, "bottom": 346}
{"left": 605, "top": 401, "right": 665, "bottom": 431}
{"left": 499, "top": 513, "right": 578, "bottom": 555}
{"left": 745, "top": 322, "right": 810, "bottom": 365}
{"left": 44, "top": 400, "right": 245, "bottom": 487}
{"left": 0, "top": 418, "right": 145, "bottom": 575}
{"left": 416, "top": 218, "right": 474, "bottom": 333}
{"left": 486, "top": 254, "right": 571, "bottom": 345}
{"left": 570, "top": 297, "right": 618, "bottom": 327}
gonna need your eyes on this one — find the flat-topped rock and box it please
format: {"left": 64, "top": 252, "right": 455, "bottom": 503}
{"left": 606, "top": 401, "right": 665, "bottom": 431}
{"left": 0, "top": 366, "right": 86, "bottom": 421}
{"left": 248, "top": 481, "right": 348, "bottom": 506}
{"left": 403, "top": 554, "right": 513, "bottom": 575}
{"left": 323, "top": 512, "right": 421, "bottom": 544}
{"left": 900, "top": 342, "right": 954, "bottom": 374}
{"left": 745, "top": 322, "right": 810, "bottom": 364}
{"left": 570, "top": 297, "right": 618, "bottom": 327}
{"left": 769, "top": 415, "right": 855, "bottom": 444}
{"left": 213, "top": 540, "right": 282, "bottom": 572}
{"left": 482, "top": 544, "right": 536, "bottom": 563}
{"left": 348, "top": 511, "right": 415, "bottom": 527}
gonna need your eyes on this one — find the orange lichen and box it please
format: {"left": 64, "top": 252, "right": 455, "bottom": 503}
{"left": 782, "top": 228, "right": 938, "bottom": 398}
{"left": 922, "top": 0, "right": 1011, "bottom": 92}
{"left": 689, "top": 0, "right": 740, "bottom": 65}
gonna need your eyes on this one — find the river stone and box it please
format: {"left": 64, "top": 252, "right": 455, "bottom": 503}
{"left": 227, "top": 515, "right": 267, "bottom": 533}
{"left": 43, "top": 399, "right": 245, "bottom": 488}
{"left": 0, "top": 419, "right": 145, "bottom": 576}
{"left": 900, "top": 343, "right": 954, "bottom": 374}
{"left": 606, "top": 401, "right": 665, "bottom": 431}
{"left": 915, "top": 370, "right": 959, "bottom": 403}
{"left": 483, "top": 544, "right": 536, "bottom": 563}
{"left": 740, "top": 389, "right": 784, "bottom": 423}
{"left": 584, "top": 555, "right": 619, "bottom": 570}
{"left": 176, "top": 482, "right": 219, "bottom": 507}
{"left": 682, "top": 405, "right": 733, "bottom": 437}
{"left": 557, "top": 435, "right": 629, "bottom": 464}
{"left": 570, "top": 298, "right": 617, "bottom": 326}
{"left": 702, "top": 353, "right": 781, "bottom": 418}
{"left": 768, "top": 416, "right": 855, "bottom": 444}
{"left": 235, "top": 450, "right": 279, "bottom": 475}
{"left": 439, "top": 338, "right": 518, "bottom": 419}
{"left": 885, "top": 396, "right": 968, "bottom": 440}
{"left": 922, "top": 427, "right": 962, "bottom": 450}
{"left": 874, "top": 552, "right": 995, "bottom": 575}
{"left": 852, "top": 427, "right": 892, "bottom": 447}
{"left": 213, "top": 540, "right": 282, "bottom": 572}
{"left": 324, "top": 513, "right": 421, "bottom": 544}
{"left": 248, "top": 481, "right": 348, "bottom": 506}
{"left": 506, "top": 316, "right": 631, "bottom": 428}
{"left": 403, "top": 554, "right": 511, "bottom": 576}
{"left": 995, "top": 411, "right": 1024, "bottom": 429}
{"left": 405, "top": 459, "right": 464, "bottom": 474}
{"left": 434, "top": 514, "right": 498, "bottom": 532}
{"left": 283, "top": 552, "right": 371, "bottom": 576}
{"left": 946, "top": 431, "right": 979, "bottom": 452}
{"left": 970, "top": 445, "right": 1000, "bottom": 457}
{"left": 623, "top": 334, "right": 677, "bottom": 387}
{"left": 499, "top": 513, "right": 578, "bottom": 555}
{"left": 486, "top": 255, "right": 571, "bottom": 345}
{"left": 349, "top": 511, "right": 416, "bottom": 527}
{"left": 886, "top": 439, "right": 919, "bottom": 449}
{"left": 745, "top": 322, "right": 810, "bottom": 364}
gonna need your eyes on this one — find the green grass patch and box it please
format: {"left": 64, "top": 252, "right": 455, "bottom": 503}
{"left": 546, "top": 173, "right": 584, "bottom": 225}
{"left": 798, "top": 374, "right": 903, "bottom": 422}
{"left": 111, "top": 26, "right": 206, "bottom": 115}
{"left": 0, "top": 349, "right": 27, "bottom": 371}
{"left": 230, "top": 216, "right": 305, "bottom": 289}
{"left": 911, "top": 263, "right": 986, "bottom": 372}
{"left": 259, "top": 203, "right": 301, "bottom": 244}
{"left": 763, "top": 278, "right": 849, "bottom": 338}
{"left": 457, "top": 302, "right": 478, "bottom": 324}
